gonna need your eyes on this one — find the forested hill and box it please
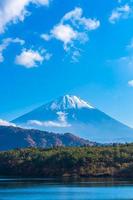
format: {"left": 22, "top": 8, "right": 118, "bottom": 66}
{"left": 0, "top": 126, "right": 95, "bottom": 151}
{"left": 0, "top": 144, "right": 133, "bottom": 178}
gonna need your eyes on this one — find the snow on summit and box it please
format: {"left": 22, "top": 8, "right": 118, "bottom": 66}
{"left": 46, "top": 95, "right": 94, "bottom": 110}
{"left": 12, "top": 94, "right": 133, "bottom": 143}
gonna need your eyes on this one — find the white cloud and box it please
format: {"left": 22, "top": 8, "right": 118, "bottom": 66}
{"left": 108, "top": 36, "right": 133, "bottom": 71}
{"left": 62, "top": 7, "right": 100, "bottom": 31}
{"left": 128, "top": 80, "right": 133, "bottom": 87}
{"left": 29, "top": 120, "right": 66, "bottom": 127}
{"left": 62, "top": 7, "right": 83, "bottom": 22}
{"left": 44, "top": 52, "right": 52, "bottom": 60}
{"left": 80, "top": 18, "right": 100, "bottom": 31}
{"left": 41, "top": 7, "right": 100, "bottom": 60}
{"left": 15, "top": 49, "right": 51, "bottom": 68}
{"left": 116, "top": 39, "right": 133, "bottom": 67}
{"left": 109, "top": 4, "right": 132, "bottom": 23}
{"left": 0, "top": 37, "right": 25, "bottom": 62}
{"left": 28, "top": 111, "right": 71, "bottom": 128}
{"left": 33, "top": 0, "right": 50, "bottom": 5}
{"left": 41, "top": 33, "right": 51, "bottom": 41}
{"left": 0, "top": 119, "right": 16, "bottom": 127}
{"left": 51, "top": 24, "right": 78, "bottom": 51}
{"left": 114, "top": 56, "right": 133, "bottom": 68}
{"left": 0, "top": 0, "right": 50, "bottom": 33}
{"left": 71, "top": 50, "right": 81, "bottom": 63}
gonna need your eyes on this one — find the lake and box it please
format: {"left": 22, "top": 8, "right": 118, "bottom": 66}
{"left": 0, "top": 178, "right": 133, "bottom": 200}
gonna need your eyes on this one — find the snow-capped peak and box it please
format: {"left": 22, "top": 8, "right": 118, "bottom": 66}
{"left": 47, "top": 95, "right": 94, "bottom": 110}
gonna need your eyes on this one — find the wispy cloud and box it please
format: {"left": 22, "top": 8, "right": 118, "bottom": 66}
{"left": 0, "top": 119, "right": 16, "bottom": 127}
{"left": 15, "top": 49, "right": 52, "bottom": 68}
{"left": 61, "top": 7, "right": 100, "bottom": 31}
{"left": 107, "top": 37, "right": 133, "bottom": 83}
{"left": 116, "top": 38, "right": 133, "bottom": 68}
{"left": 0, "top": 0, "right": 51, "bottom": 33}
{"left": 28, "top": 111, "right": 71, "bottom": 128}
{"left": 41, "top": 7, "right": 100, "bottom": 61}
{"left": 109, "top": 4, "right": 132, "bottom": 24}
{"left": 117, "top": 56, "right": 133, "bottom": 67}
{"left": 51, "top": 24, "right": 78, "bottom": 51}
{"left": 128, "top": 80, "right": 133, "bottom": 87}
{"left": 41, "top": 33, "right": 51, "bottom": 41}
{"left": 0, "top": 37, "right": 25, "bottom": 62}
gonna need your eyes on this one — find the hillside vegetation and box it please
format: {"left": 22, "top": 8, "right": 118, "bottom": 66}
{"left": 0, "top": 144, "right": 133, "bottom": 177}
{"left": 0, "top": 126, "right": 95, "bottom": 151}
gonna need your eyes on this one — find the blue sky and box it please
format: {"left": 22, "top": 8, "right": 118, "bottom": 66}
{"left": 0, "top": 0, "right": 133, "bottom": 127}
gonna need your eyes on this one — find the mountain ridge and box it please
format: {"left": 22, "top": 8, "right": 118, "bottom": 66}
{"left": 12, "top": 94, "right": 133, "bottom": 143}
{"left": 0, "top": 125, "right": 95, "bottom": 151}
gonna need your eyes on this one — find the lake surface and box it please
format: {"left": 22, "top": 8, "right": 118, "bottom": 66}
{"left": 0, "top": 178, "right": 133, "bottom": 200}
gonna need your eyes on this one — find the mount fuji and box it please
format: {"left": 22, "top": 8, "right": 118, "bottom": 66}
{"left": 12, "top": 95, "right": 133, "bottom": 143}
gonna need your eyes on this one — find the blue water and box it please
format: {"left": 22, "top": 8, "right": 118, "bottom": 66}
{"left": 0, "top": 178, "right": 133, "bottom": 200}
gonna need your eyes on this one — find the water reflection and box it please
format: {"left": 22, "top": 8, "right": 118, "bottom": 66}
{"left": 0, "top": 178, "right": 133, "bottom": 200}
{"left": 0, "top": 177, "right": 133, "bottom": 187}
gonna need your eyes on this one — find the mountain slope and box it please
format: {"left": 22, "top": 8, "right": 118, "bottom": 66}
{"left": 0, "top": 126, "right": 94, "bottom": 151}
{"left": 12, "top": 95, "right": 133, "bottom": 143}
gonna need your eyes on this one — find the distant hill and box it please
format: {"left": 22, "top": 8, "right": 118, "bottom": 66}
{"left": 12, "top": 95, "right": 133, "bottom": 143}
{"left": 0, "top": 126, "right": 95, "bottom": 151}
